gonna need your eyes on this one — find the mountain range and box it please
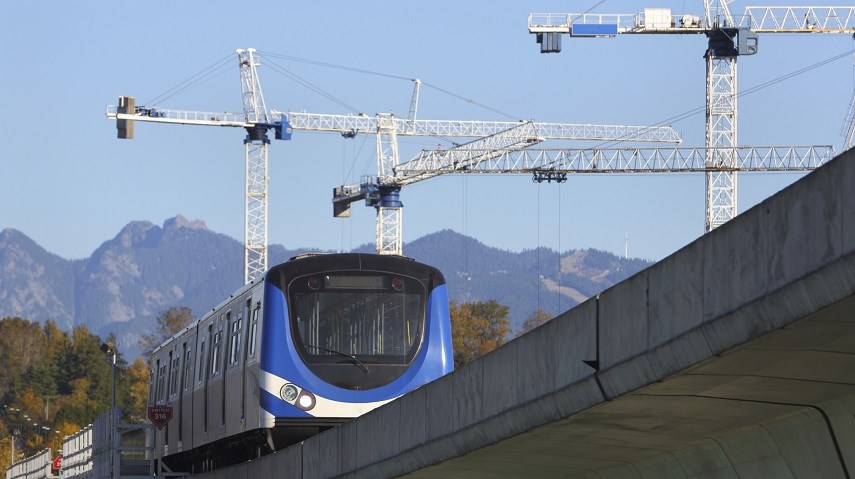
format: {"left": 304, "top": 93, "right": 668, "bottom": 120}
{"left": 0, "top": 215, "right": 652, "bottom": 360}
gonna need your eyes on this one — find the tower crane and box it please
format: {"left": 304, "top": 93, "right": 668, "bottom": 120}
{"left": 283, "top": 110, "right": 683, "bottom": 255}
{"left": 111, "top": 48, "right": 284, "bottom": 283}
{"left": 529, "top": 3, "right": 855, "bottom": 231}
{"left": 109, "top": 50, "right": 684, "bottom": 263}
{"left": 331, "top": 134, "right": 835, "bottom": 234}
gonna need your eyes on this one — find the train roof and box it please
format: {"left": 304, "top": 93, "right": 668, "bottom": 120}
{"left": 148, "top": 253, "right": 439, "bottom": 360}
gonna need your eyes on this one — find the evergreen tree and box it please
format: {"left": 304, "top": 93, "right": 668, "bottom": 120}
{"left": 0, "top": 318, "right": 46, "bottom": 400}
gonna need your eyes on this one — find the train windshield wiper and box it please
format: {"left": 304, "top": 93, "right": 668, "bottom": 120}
{"left": 305, "top": 344, "right": 369, "bottom": 374}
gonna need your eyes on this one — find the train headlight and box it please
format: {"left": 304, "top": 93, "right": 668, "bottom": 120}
{"left": 296, "top": 390, "right": 316, "bottom": 411}
{"left": 280, "top": 384, "right": 299, "bottom": 402}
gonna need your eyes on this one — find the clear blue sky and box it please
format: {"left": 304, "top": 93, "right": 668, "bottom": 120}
{"left": 1, "top": 1, "right": 851, "bottom": 262}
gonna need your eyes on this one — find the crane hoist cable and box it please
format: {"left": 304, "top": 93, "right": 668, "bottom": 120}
{"left": 557, "top": 181, "right": 562, "bottom": 314}
{"left": 463, "top": 176, "right": 470, "bottom": 299}
{"left": 537, "top": 181, "right": 542, "bottom": 314}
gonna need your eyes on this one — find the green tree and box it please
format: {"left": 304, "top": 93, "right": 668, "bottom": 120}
{"left": 516, "top": 309, "right": 554, "bottom": 337}
{"left": 53, "top": 378, "right": 100, "bottom": 428}
{"left": 23, "top": 321, "right": 71, "bottom": 400}
{"left": 450, "top": 300, "right": 510, "bottom": 367}
{"left": 139, "top": 306, "right": 195, "bottom": 359}
{"left": 54, "top": 325, "right": 113, "bottom": 422}
{"left": 0, "top": 317, "right": 46, "bottom": 400}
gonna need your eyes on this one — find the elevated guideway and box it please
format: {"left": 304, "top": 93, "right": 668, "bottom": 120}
{"left": 196, "top": 147, "right": 855, "bottom": 478}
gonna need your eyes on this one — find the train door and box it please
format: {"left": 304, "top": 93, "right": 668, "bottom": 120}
{"left": 151, "top": 354, "right": 166, "bottom": 460}
{"left": 224, "top": 305, "right": 244, "bottom": 434}
{"left": 178, "top": 333, "right": 195, "bottom": 451}
{"left": 244, "top": 297, "right": 262, "bottom": 431}
{"left": 165, "top": 344, "right": 181, "bottom": 451}
{"left": 192, "top": 319, "right": 212, "bottom": 448}
{"left": 239, "top": 297, "right": 251, "bottom": 428}
{"left": 207, "top": 315, "right": 226, "bottom": 442}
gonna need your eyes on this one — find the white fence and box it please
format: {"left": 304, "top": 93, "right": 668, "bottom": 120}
{"left": 7, "top": 408, "right": 153, "bottom": 479}
{"left": 5, "top": 449, "right": 52, "bottom": 479}
{"left": 60, "top": 407, "right": 115, "bottom": 479}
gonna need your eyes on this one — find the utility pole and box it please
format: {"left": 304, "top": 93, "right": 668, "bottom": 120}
{"left": 44, "top": 396, "right": 55, "bottom": 422}
{"left": 100, "top": 342, "right": 117, "bottom": 479}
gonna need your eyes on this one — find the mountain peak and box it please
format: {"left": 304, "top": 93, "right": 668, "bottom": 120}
{"left": 163, "top": 215, "right": 207, "bottom": 231}
{"left": 112, "top": 220, "right": 158, "bottom": 248}
{"left": 1, "top": 228, "right": 26, "bottom": 244}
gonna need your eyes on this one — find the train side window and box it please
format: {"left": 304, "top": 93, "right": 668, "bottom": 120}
{"left": 183, "top": 346, "right": 193, "bottom": 392}
{"left": 148, "top": 363, "right": 155, "bottom": 400}
{"left": 169, "top": 352, "right": 180, "bottom": 398}
{"left": 154, "top": 359, "right": 163, "bottom": 403}
{"left": 157, "top": 361, "right": 167, "bottom": 404}
{"left": 244, "top": 299, "right": 251, "bottom": 329}
{"left": 229, "top": 315, "right": 242, "bottom": 366}
{"left": 211, "top": 321, "right": 222, "bottom": 377}
{"left": 197, "top": 338, "right": 206, "bottom": 385}
{"left": 248, "top": 303, "right": 260, "bottom": 358}
{"left": 223, "top": 311, "right": 233, "bottom": 368}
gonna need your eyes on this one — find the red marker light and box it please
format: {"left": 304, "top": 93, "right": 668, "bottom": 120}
{"left": 391, "top": 277, "right": 404, "bottom": 291}
{"left": 307, "top": 277, "right": 320, "bottom": 290}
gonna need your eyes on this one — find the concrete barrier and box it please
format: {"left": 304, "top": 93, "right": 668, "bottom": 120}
{"left": 195, "top": 148, "right": 855, "bottom": 478}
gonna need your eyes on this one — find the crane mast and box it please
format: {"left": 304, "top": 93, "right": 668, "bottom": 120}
{"left": 237, "top": 48, "right": 271, "bottom": 283}
{"left": 374, "top": 114, "right": 403, "bottom": 255}
{"left": 528, "top": 4, "right": 855, "bottom": 231}
{"left": 705, "top": 0, "right": 741, "bottom": 230}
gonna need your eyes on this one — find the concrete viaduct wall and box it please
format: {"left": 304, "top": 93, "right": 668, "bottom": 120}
{"left": 196, "top": 148, "right": 855, "bottom": 478}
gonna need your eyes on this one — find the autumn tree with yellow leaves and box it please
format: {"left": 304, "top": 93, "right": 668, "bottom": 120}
{"left": 449, "top": 300, "right": 510, "bottom": 367}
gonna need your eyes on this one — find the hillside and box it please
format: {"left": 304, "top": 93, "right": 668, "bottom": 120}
{"left": 0, "top": 217, "right": 652, "bottom": 359}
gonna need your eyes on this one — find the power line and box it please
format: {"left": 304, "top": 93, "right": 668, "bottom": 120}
{"left": 258, "top": 51, "right": 413, "bottom": 81}
{"left": 258, "top": 50, "right": 520, "bottom": 120}
{"left": 592, "top": 49, "right": 853, "bottom": 150}
{"left": 261, "top": 56, "right": 361, "bottom": 114}
{"left": 143, "top": 53, "right": 234, "bottom": 106}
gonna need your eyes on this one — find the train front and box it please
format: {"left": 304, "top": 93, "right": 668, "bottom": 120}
{"left": 259, "top": 253, "right": 452, "bottom": 445}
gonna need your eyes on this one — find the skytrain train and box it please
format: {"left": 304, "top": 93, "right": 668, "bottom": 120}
{"left": 147, "top": 253, "right": 454, "bottom": 472}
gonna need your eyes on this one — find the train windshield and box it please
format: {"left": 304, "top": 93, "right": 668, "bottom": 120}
{"left": 289, "top": 271, "right": 426, "bottom": 389}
